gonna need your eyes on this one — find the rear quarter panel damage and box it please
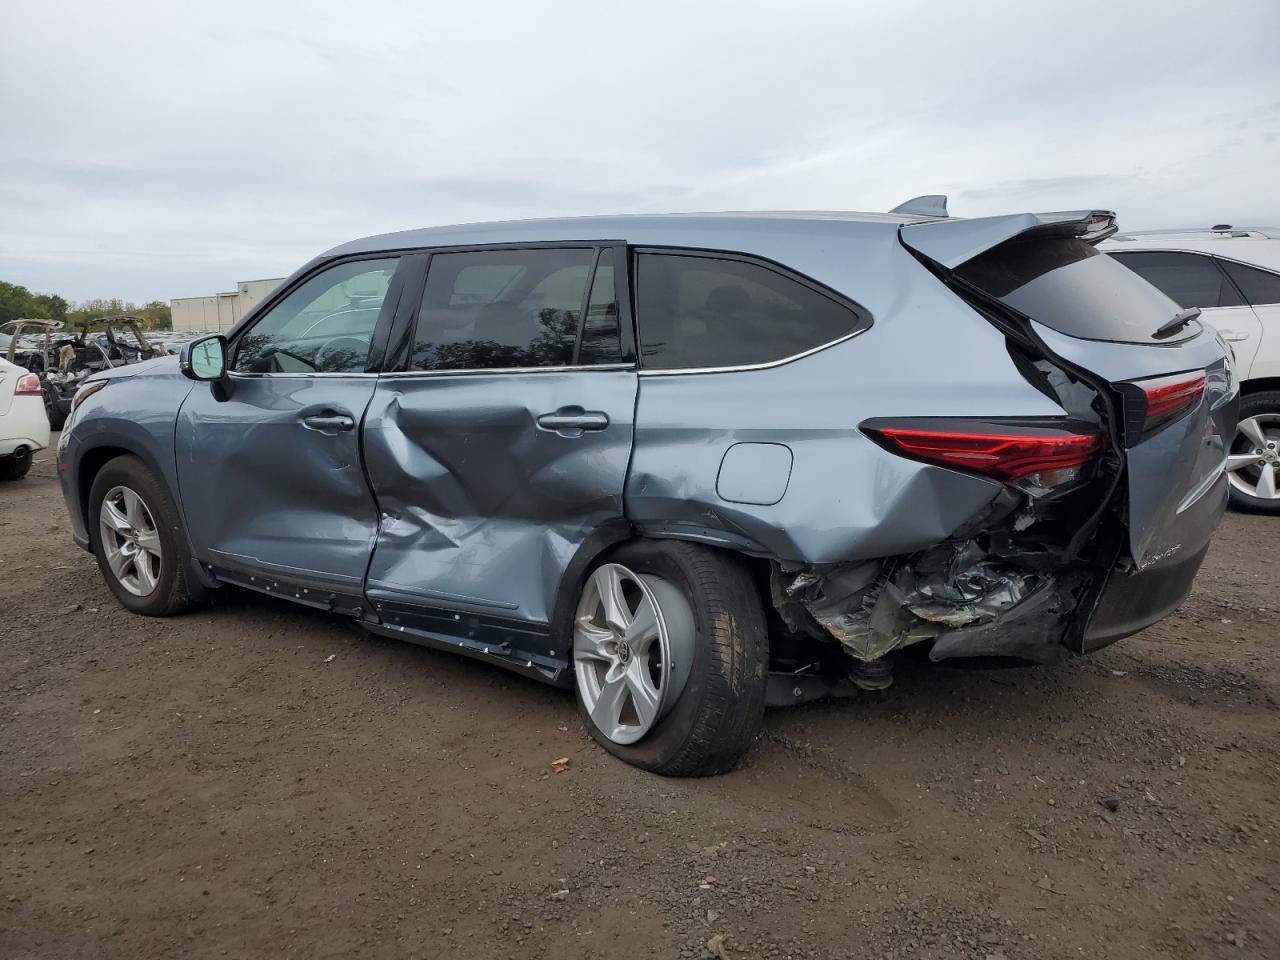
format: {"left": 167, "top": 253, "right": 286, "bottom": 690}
{"left": 626, "top": 238, "right": 1063, "bottom": 565}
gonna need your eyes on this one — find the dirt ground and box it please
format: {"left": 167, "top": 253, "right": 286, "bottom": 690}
{"left": 2, "top": 446, "right": 1277, "bottom": 960}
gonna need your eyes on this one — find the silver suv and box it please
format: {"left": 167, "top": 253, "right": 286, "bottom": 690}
{"left": 58, "top": 208, "right": 1235, "bottom": 775}
{"left": 1104, "top": 226, "right": 1280, "bottom": 512}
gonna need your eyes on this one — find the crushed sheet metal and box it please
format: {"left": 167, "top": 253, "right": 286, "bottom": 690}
{"left": 786, "top": 537, "right": 1045, "bottom": 661}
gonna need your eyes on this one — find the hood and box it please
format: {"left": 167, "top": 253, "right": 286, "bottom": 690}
{"left": 87, "top": 354, "right": 180, "bottom": 383}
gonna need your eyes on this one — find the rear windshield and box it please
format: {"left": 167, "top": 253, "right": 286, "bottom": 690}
{"left": 955, "top": 237, "right": 1199, "bottom": 345}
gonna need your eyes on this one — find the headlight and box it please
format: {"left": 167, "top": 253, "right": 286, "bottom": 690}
{"left": 71, "top": 379, "right": 109, "bottom": 412}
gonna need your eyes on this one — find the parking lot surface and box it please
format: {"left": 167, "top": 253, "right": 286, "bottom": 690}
{"left": 2, "top": 448, "right": 1277, "bottom": 959}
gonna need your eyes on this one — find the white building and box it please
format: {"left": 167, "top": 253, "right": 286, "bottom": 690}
{"left": 171, "top": 277, "right": 284, "bottom": 332}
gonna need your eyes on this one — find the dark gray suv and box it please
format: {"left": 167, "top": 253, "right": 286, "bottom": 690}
{"left": 58, "top": 209, "right": 1236, "bottom": 775}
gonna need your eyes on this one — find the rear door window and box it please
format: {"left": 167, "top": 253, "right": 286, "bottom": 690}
{"left": 955, "top": 239, "right": 1201, "bottom": 344}
{"left": 1217, "top": 258, "right": 1280, "bottom": 306}
{"left": 1107, "top": 251, "right": 1243, "bottom": 310}
{"left": 634, "top": 252, "right": 869, "bottom": 370}
{"left": 411, "top": 247, "right": 624, "bottom": 371}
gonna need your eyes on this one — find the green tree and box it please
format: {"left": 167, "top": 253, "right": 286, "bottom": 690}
{"left": 33, "top": 293, "right": 68, "bottom": 323}
{"left": 67, "top": 297, "right": 172, "bottom": 330}
{"left": 4, "top": 282, "right": 173, "bottom": 331}
{"left": 0, "top": 281, "right": 53, "bottom": 325}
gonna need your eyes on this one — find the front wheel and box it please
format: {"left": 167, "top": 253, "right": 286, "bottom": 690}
{"left": 573, "top": 540, "right": 768, "bottom": 776}
{"left": 88, "top": 455, "right": 200, "bottom": 616}
{"left": 1226, "top": 391, "right": 1280, "bottom": 514}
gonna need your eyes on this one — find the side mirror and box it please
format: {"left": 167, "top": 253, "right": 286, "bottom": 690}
{"left": 180, "top": 334, "right": 228, "bottom": 382}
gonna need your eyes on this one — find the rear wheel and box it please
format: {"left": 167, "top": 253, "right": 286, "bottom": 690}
{"left": 1226, "top": 391, "right": 1280, "bottom": 514}
{"left": 89, "top": 455, "right": 199, "bottom": 615}
{"left": 573, "top": 540, "right": 767, "bottom": 776}
{"left": 0, "top": 447, "right": 33, "bottom": 481}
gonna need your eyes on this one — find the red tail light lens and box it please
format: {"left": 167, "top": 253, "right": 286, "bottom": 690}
{"left": 14, "top": 372, "right": 42, "bottom": 396}
{"left": 1122, "top": 371, "right": 1206, "bottom": 445}
{"left": 862, "top": 419, "right": 1102, "bottom": 497}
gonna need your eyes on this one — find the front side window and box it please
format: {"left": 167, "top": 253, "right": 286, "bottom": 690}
{"left": 233, "top": 258, "right": 398, "bottom": 373}
{"left": 634, "top": 253, "right": 868, "bottom": 371}
{"left": 411, "top": 247, "right": 621, "bottom": 371}
{"left": 1217, "top": 258, "right": 1280, "bottom": 306}
{"left": 1108, "top": 251, "right": 1243, "bottom": 310}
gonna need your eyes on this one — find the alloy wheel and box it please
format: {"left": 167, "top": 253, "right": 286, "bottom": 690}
{"left": 98, "top": 485, "right": 163, "bottom": 597}
{"left": 1226, "top": 414, "right": 1280, "bottom": 501}
{"left": 573, "top": 563, "right": 694, "bottom": 745}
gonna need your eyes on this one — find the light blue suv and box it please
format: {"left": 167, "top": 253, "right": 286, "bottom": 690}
{"left": 58, "top": 208, "right": 1236, "bottom": 775}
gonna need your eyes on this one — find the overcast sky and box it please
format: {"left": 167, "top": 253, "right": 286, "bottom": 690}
{"left": 2, "top": 0, "right": 1278, "bottom": 303}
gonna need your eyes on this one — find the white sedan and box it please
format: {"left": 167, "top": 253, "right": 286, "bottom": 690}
{"left": 0, "top": 356, "right": 51, "bottom": 481}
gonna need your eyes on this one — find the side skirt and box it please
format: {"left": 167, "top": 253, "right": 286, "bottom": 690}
{"left": 365, "top": 600, "right": 572, "bottom": 687}
{"left": 207, "top": 563, "right": 574, "bottom": 687}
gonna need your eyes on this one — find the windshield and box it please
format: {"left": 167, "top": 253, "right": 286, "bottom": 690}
{"left": 955, "top": 237, "right": 1200, "bottom": 345}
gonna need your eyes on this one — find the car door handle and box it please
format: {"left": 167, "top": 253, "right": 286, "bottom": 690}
{"left": 1217, "top": 330, "right": 1249, "bottom": 342}
{"left": 301, "top": 412, "right": 355, "bottom": 432}
{"left": 536, "top": 407, "right": 609, "bottom": 434}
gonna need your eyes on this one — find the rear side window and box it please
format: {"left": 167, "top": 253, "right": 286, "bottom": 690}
{"left": 411, "top": 248, "right": 622, "bottom": 371}
{"left": 1108, "top": 251, "right": 1243, "bottom": 310}
{"left": 956, "top": 239, "right": 1199, "bottom": 345}
{"left": 635, "top": 252, "right": 868, "bottom": 370}
{"left": 1217, "top": 258, "right": 1280, "bottom": 306}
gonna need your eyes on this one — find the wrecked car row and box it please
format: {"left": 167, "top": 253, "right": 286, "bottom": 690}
{"left": 0, "top": 317, "right": 181, "bottom": 428}
{"left": 57, "top": 206, "right": 1236, "bottom": 775}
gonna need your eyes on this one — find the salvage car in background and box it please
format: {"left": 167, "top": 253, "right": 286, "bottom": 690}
{"left": 1, "top": 316, "right": 163, "bottom": 429}
{"left": 1104, "top": 226, "right": 1280, "bottom": 512}
{"left": 57, "top": 208, "right": 1236, "bottom": 775}
{"left": 0, "top": 356, "right": 51, "bottom": 481}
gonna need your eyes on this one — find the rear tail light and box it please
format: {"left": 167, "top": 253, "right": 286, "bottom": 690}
{"left": 1120, "top": 371, "right": 1206, "bottom": 445}
{"left": 861, "top": 418, "right": 1102, "bottom": 498}
{"left": 14, "top": 373, "right": 42, "bottom": 396}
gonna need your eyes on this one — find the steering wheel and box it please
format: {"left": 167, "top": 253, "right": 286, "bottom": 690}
{"left": 267, "top": 347, "right": 318, "bottom": 372}
{"left": 312, "top": 335, "right": 370, "bottom": 373}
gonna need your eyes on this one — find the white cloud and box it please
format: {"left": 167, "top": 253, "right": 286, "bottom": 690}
{"left": 2, "top": 0, "right": 1278, "bottom": 301}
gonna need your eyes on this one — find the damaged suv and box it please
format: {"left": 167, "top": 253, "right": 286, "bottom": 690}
{"left": 58, "top": 208, "right": 1236, "bottom": 775}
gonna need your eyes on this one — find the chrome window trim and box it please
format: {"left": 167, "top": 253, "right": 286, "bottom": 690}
{"left": 228, "top": 370, "right": 379, "bottom": 380}
{"left": 229, "top": 364, "right": 636, "bottom": 380}
{"left": 380, "top": 363, "right": 634, "bottom": 379}
{"left": 637, "top": 327, "right": 868, "bottom": 376}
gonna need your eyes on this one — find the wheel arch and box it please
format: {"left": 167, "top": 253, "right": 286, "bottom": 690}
{"left": 549, "top": 525, "right": 780, "bottom": 665}
{"left": 1241, "top": 376, "right": 1280, "bottom": 396}
{"left": 74, "top": 439, "right": 219, "bottom": 591}
{"left": 77, "top": 444, "right": 147, "bottom": 539}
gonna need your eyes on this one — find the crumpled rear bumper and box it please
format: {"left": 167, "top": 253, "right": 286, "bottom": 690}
{"left": 1081, "top": 542, "right": 1211, "bottom": 652}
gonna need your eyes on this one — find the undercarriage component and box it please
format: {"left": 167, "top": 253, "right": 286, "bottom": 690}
{"left": 848, "top": 657, "right": 893, "bottom": 690}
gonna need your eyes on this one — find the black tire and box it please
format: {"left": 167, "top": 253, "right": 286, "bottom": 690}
{"left": 1228, "top": 390, "right": 1280, "bottom": 515}
{"left": 575, "top": 540, "right": 768, "bottom": 777}
{"left": 88, "top": 455, "right": 198, "bottom": 616}
{"left": 0, "top": 448, "right": 32, "bottom": 481}
{"left": 45, "top": 398, "right": 67, "bottom": 431}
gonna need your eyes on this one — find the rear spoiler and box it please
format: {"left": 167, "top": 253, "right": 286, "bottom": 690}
{"left": 900, "top": 209, "right": 1118, "bottom": 269}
